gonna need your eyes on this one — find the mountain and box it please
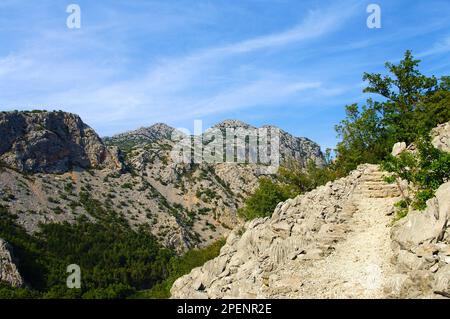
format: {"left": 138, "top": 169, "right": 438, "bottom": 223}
{"left": 211, "top": 119, "right": 326, "bottom": 167}
{"left": 103, "top": 123, "right": 178, "bottom": 152}
{"left": 0, "top": 111, "right": 325, "bottom": 253}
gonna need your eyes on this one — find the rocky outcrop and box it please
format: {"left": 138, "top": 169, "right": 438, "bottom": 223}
{"left": 391, "top": 142, "right": 407, "bottom": 157}
{"left": 389, "top": 182, "right": 450, "bottom": 298}
{"left": 0, "top": 238, "right": 24, "bottom": 287}
{"left": 212, "top": 120, "right": 326, "bottom": 167}
{"left": 0, "top": 111, "right": 119, "bottom": 173}
{"left": 171, "top": 164, "right": 402, "bottom": 298}
{"left": 432, "top": 122, "right": 450, "bottom": 153}
{"left": 103, "top": 123, "right": 179, "bottom": 148}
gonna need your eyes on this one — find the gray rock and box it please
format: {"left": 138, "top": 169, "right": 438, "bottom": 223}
{"left": 433, "top": 264, "right": 450, "bottom": 298}
{"left": 0, "top": 238, "right": 24, "bottom": 287}
{"left": 432, "top": 122, "right": 450, "bottom": 153}
{"left": 0, "top": 111, "right": 119, "bottom": 173}
{"left": 391, "top": 142, "right": 407, "bottom": 157}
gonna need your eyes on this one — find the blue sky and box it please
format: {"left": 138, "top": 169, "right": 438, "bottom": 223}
{"left": 1, "top": 0, "right": 450, "bottom": 150}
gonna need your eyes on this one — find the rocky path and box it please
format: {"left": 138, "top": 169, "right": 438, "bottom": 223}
{"left": 171, "top": 165, "right": 406, "bottom": 299}
{"left": 272, "top": 166, "right": 401, "bottom": 298}
{"left": 287, "top": 197, "right": 398, "bottom": 298}
{"left": 170, "top": 123, "right": 450, "bottom": 299}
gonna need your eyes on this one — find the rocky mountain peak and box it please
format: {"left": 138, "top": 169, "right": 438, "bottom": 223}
{"left": 212, "top": 119, "right": 255, "bottom": 131}
{"left": 209, "top": 120, "right": 326, "bottom": 167}
{"left": 104, "top": 123, "right": 178, "bottom": 147}
{"left": 0, "top": 110, "right": 118, "bottom": 173}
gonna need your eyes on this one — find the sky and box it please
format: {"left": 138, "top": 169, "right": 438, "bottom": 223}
{"left": 1, "top": 0, "right": 450, "bottom": 151}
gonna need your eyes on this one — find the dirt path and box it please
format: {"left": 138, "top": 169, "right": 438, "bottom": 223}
{"left": 282, "top": 166, "right": 401, "bottom": 298}
{"left": 301, "top": 197, "right": 398, "bottom": 298}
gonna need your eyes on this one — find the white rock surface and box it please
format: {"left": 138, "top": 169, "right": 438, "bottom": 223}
{"left": 392, "top": 142, "right": 407, "bottom": 157}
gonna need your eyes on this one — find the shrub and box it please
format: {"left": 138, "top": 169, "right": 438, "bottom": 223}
{"left": 238, "top": 178, "right": 289, "bottom": 221}
{"left": 382, "top": 136, "right": 450, "bottom": 211}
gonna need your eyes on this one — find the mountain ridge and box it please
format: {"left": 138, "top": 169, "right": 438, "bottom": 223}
{"left": 0, "top": 111, "right": 325, "bottom": 253}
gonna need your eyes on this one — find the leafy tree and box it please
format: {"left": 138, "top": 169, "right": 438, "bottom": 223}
{"left": 334, "top": 100, "right": 389, "bottom": 173}
{"left": 334, "top": 50, "right": 450, "bottom": 175}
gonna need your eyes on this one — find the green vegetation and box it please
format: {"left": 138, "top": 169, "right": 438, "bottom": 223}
{"left": 0, "top": 204, "right": 174, "bottom": 299}
{"left": 238, "top": 177, "right": 289, "bottom": 220}
{"left": 240, "top": 51, "right": 450, "bottom": 221}
{"left": 382, "top": 137, "right": 450, "bottom": 210}
{"left": 134, "top": 239, "right": 225, "bottom": 299}
{"left": 333, "top": 50, "right": 450, "bottom": 175}
{"left": 0, "top": 202, "right": 223, "bottom": 299}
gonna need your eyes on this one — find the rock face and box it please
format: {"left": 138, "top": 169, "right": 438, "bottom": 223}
{"left": 212, "top": 120, "right": 326, "bottom": 167}
{"left": 171, "top": 164, "right": 402, "bottom": 298}
{"left": 432, "top": 121, "right": 450, "bottom": 153}
{"left": 103, "top": 123, "right": 178, "bottom": 147}
{"left": 101, "top": 119, "right": 326, "bottom": 248}
{"left": 391, "top": 142, "right": 407, "bottom": 157}
{"left": 0, "top": 113, "right": 326, "bottom": 253}
{"left": 389, "top": 182, "right": 450, "bottom": 298}
{"left": 0, "top": 111, "right": 118, "bottom": 173}
{"left": 0, "top": 238, "right": 24, "bottom": 287}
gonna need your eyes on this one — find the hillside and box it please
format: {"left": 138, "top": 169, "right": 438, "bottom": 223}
{"left": 0, "top": 111, "right": 325, "bottom": 252}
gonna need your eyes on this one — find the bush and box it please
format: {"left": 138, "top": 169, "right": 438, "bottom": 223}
{"left": 238, "top": 178, "right": 289, "bottom": 221}
{"left": 381, "top": 136, "right": 450, "bottom": 211}
{"left": 135, "top": 239, "right": 225, "bottom": 299}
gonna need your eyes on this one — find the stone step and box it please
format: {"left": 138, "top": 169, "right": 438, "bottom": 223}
{"left": 353, "top": 189, "right": 401, "bottom": 198}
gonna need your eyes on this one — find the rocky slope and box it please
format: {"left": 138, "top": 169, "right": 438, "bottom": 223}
{"left": 170, "top": 164, "right": 403, "bottom": 298}
{"left": 0, "top": 111, "right": 325, "bottom": 253}
{"left": 0, "top": 238, "right": 24, "bottom": 287}
{"left": 388, "top": 122, "right": 450, "bottom": 298}
{"left": 171, "top": 122, "right": 450, "bottom": 299}
{"left": 102, "top": 119, "right": 326, "bottom": 246}
{"left": 389, "top": 181, "right": 450, "bottom": 298}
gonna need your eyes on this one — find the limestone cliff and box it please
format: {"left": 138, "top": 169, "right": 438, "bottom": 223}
{"left": 0, "top": 111, "right": 119, "bottom": 173}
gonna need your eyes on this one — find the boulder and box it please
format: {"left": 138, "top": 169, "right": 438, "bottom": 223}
{"left": 392, "top": 182, "right": 450, "bottom": 249}
{"left": 392, "top": 142, "right": 407, "bottom": 157}
{"left": 432, "top": 122, "right": 450, "bottom": 153}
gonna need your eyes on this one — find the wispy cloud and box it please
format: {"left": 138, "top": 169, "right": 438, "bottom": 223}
{"left": 419, "top": 35, "right": 450, "bottom": 57}
{"left": 0, "top": 3, "right": 356, "bottom": 134}
{"left": 1, "top": 0, "right": 449, "bottom": 149}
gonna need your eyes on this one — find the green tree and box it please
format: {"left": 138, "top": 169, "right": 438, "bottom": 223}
{"left": 238, "top": 178, "right": 289, "bottom": 221}
{"left": 334, "top": 50, "right": 449, "bottom": 175}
